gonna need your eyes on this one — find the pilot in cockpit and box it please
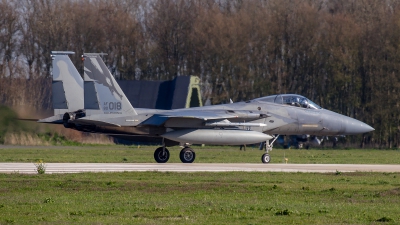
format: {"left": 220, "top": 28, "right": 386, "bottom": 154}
{"left": 288, "top": 97, "right": 301, "bottom": 107}
{"left": 294, "top": 98, "right": 301, "bottom": 107}
{"left": 267, "top": 94, "right": 321, "bottom": 110}
{"left": 300, "top": 99, "right": 309, "bottom": 108}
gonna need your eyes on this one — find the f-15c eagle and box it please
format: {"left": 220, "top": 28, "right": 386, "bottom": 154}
{"left": 39, "top": 51, "right": 374, "bottom": 163}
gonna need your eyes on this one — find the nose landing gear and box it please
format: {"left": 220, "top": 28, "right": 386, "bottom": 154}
{"left": 261, "top": 135, "right": 279, "bottom": 164}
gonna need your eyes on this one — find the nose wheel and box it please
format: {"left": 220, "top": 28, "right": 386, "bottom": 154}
{"left": 261, "top": 153, "right": 271, "bottom": 163}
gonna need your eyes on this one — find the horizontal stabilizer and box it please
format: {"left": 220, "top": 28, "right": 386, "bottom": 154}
{"left": 37, "top": 114, "right": 64, "bottom": 124}
{"left": 74, "top": 118, "right": 121, "bottom": 127}
{"left": 17, "top": 118, "right": 41, "bottom": 122}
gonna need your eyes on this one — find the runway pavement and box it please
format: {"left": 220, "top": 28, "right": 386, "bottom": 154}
{"left": 1, "top": 163, "right": 400, "bottom": 174}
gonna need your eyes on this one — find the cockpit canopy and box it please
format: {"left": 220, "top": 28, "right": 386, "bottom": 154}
{"left": 254, "top": 94, "right": 321, "bottom": 109}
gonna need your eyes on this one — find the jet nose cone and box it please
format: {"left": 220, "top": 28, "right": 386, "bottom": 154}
{"left": 343, "top": 117, "right": 374, "bottom": 134}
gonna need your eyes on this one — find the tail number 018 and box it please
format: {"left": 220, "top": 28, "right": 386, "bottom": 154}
{"left": 104, "top": 102, "right": 122, "bottom": 110}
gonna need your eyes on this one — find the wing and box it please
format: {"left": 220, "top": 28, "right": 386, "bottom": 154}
{"left": 140, "top": 109, "right": 270, "bottom": 127}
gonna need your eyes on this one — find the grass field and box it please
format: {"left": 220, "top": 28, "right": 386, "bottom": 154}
{"left": 0, "top": 145, "right": 399, "bottom": 164}
{"left": 1, "top": 145, "right": 400, "bottom": 224}
{"left": 0, "top": 171, "right": 399, "bottom": 224}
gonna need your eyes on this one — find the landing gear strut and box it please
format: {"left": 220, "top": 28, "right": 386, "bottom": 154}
{"left": 261, "top": 135, "right": 279, "bottom": 164}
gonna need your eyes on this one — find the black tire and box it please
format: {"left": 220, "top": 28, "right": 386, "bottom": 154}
{"left": 261, "top": 153, "right": 271, "bottom": 164}
{"left": 154, "top": 147, "right": 170, "bottom": 163}
{"left": 179, "top": 148, "right": 196, "bottom": 163}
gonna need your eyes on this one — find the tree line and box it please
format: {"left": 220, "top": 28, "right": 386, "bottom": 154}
{"left": 0, "top": 0, "right": 399, "bottom": 148}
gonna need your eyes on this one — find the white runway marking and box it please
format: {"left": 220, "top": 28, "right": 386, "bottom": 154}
{"left": 1, "top": 163, "right": 400, "bottom": 174}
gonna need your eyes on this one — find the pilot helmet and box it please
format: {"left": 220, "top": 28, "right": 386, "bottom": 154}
{"left": 301, "top": 99, "right": 308, "bottom": 107}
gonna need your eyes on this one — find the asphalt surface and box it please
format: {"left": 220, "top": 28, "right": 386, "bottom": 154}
{"left": 1, "top": 163, "right": 400, "bottom": 174}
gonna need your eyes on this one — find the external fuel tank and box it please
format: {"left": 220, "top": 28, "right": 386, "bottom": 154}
{"left": 161, "top": 129, "right": 273, "bottom": 145}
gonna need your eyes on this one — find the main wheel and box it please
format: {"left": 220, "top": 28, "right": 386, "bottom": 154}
{"left": 154, "top": 147, "right": 170, "bottom": 163}
{"left": 261, "top": 153, "right": 271, "bottom": 163}
{"left": 179, "top": 148, "right": 196, "bottom": 163}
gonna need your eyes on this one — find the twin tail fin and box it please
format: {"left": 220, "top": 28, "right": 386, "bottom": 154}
{"left": 83, "top": 53, "right": 137, "bottom": 116}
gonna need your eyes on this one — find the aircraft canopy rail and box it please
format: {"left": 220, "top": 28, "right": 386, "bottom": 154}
{"left": 254, "top": 94, "right": 321, "bottom": 109}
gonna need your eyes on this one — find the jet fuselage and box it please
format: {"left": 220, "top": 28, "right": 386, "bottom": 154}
{"left": 68, "top": 99, "right": 373, "bottom": 138}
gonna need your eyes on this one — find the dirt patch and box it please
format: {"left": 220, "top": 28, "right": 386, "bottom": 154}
{"left": 378, "top": 188, "right": 400, "bottom": 197}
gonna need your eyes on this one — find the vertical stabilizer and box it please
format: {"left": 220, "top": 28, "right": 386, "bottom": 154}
{"left": 83, "top": 53, "right": 137, "bottom": 116}
{"left": 51, "top": 51, "right": 84, "bottom": 115}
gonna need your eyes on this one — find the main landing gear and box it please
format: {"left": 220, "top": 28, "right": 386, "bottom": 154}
{"left": 179, "top": 147, "right": 196, "bottom": 163}
{"left": 153, "top": 141, "right": 196, "bottom": 163}
{"left": 261, "top": 135, "right": 279, "bottom": 164}
{"left": 154, "top": 147, "right": 170, "bottom": 163}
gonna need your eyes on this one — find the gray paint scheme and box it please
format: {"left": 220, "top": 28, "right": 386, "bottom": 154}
{"left": 39, "top": 51, "right": 374, "bottom": 163}
{"left": 84, "top": 81, "right": 100, "bottom": 110}
{"left": 52, "top": 81, "right": 68, "bottom": 109}
{"left": 39, "top": 51, "right": 84, "bottom": 123}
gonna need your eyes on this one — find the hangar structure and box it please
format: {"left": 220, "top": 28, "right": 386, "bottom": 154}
{"left": 117, "top": 76, "right": 202, "bottom": 110}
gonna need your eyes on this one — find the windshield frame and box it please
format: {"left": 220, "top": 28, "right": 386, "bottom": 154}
{"left": 254, "top": 94, "right": 322, "bottom": 109}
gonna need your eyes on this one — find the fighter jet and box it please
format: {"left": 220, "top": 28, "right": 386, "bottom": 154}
{"left": 39, "top": 52, "right": 374, "bottom": 164}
